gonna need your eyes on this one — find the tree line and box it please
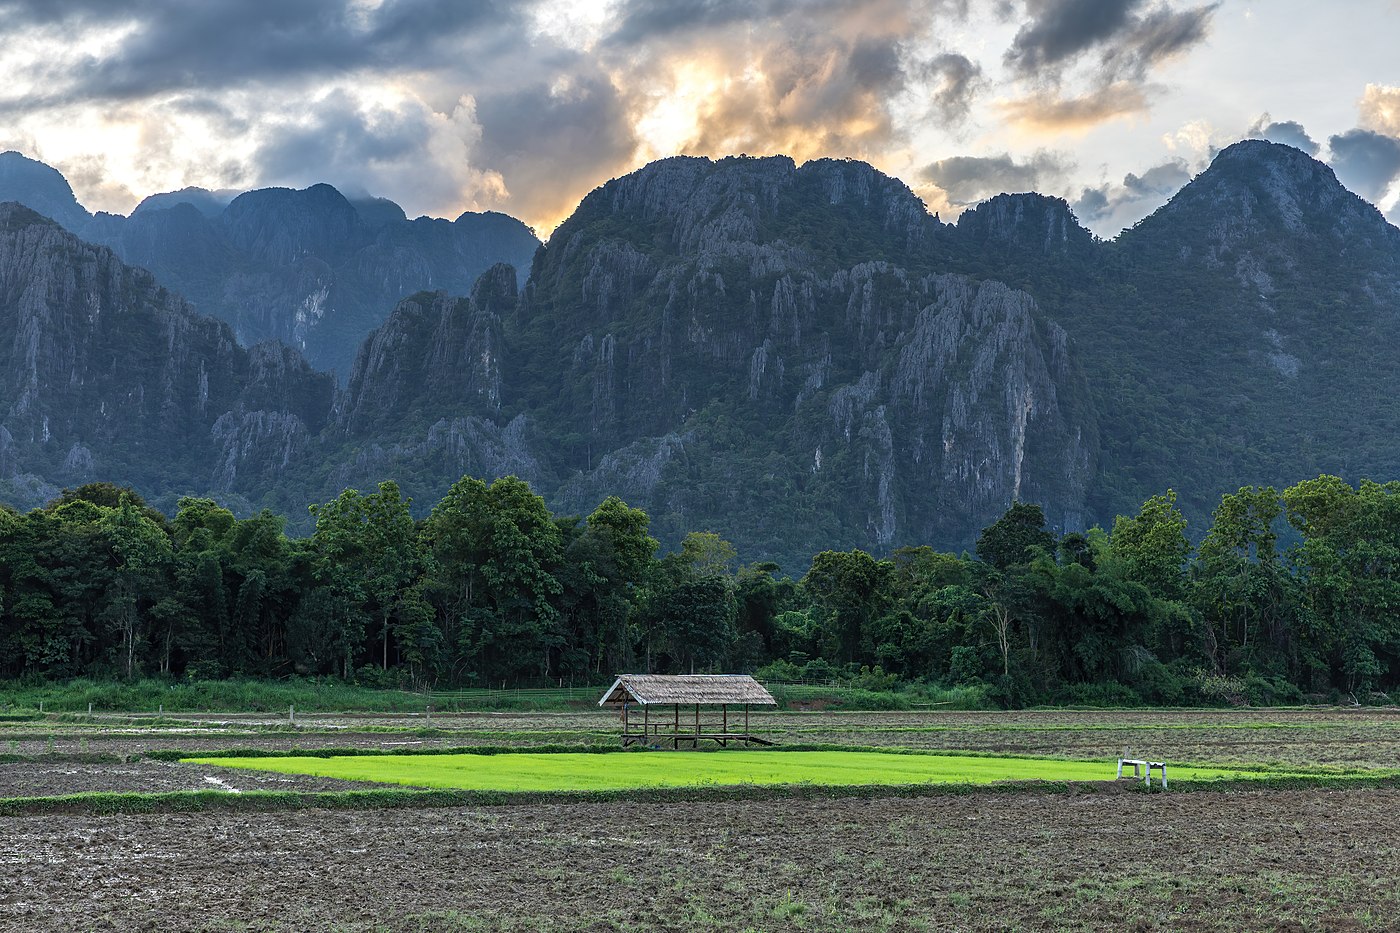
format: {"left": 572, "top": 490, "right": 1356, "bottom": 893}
{"left": 1, "top": 474, "right": 1398, "bottom": 706}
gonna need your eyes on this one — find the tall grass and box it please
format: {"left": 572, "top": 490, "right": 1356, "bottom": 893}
{"left": 0, "top": 678, "right": 428, "bottom": 713}
{"left": 0, "top": 677, "right": 993, "bottom": 714}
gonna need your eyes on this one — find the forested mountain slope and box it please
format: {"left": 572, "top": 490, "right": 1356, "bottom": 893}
{"left": 960, "top": 141, "right": 1400, "bottom": 529}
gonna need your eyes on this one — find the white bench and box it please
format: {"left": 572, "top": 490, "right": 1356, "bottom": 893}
{"left": 1117, "top": 757, "right": 1167, "bottom": 790}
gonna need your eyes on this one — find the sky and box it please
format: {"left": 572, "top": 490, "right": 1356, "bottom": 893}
{"left": 1, "top": 0, "right": 1398, "bottom": 238}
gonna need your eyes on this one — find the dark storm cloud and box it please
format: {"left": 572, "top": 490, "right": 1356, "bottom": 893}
{"left": 472, "top": 74, "right": 639, "bottom": 223}
{"left": 0, "top": 0, "right": 532, "bottom": 107}
{"left": 605, "top": 0, "right": 969, "bottom": 45}
{"left": 1328, "top": 128, "right": 1400, "bottom": 202}
{"left": 1070, "top": 185, "right": 1109, "bottom": 221}
{"left": 1102, "top": 3, "right": 1215, "bottom": 77}
{"left": 1005, "top": 0, "right": 1144, "bottom": 75}
{"left": 253, "top": 91, "right": 431, "bottom": 181}
{"left": 922, "top": 53, "right": 984, "bottom": 122}
{"left": 606, "top": 0, "right": 805, "bottom": 44}
{"left": 1246, "top": 115, "right": 1320, "bottom": 156}
{"left": 1006, "top": 0, "right": 1216, "bottom": 81}
{"left": 919, "top": 151, "right": 1070, "bottom": 205}
{"left": 998, "top": 1, "right": 1215, "bottom": 132}
{"left": 1123, "top": 159, "right": 1190, "bottom": 196}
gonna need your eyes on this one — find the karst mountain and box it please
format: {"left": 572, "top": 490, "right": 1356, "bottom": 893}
{"left": 2, "top": 140, "right": 1398, "bottom": 568}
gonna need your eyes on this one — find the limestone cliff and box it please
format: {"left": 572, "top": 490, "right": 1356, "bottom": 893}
{"left": 0, "top": 203, "right": 333, "bottom": 509}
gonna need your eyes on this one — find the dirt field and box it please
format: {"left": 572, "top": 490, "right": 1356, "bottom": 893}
{"left": 2, "top": 706, "right": 1398, "bottom": 930}
{"left": 0, "top": 759, "right": 384, "bottom": 796}
{"left": 2, "top": 707, "right": 1398, "bottom": 768}
{"left": 2, "top": 787, "right": 1397, "bottom": 931}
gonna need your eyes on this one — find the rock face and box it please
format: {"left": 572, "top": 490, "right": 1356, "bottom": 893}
{"left": 506, "top": 152, "right": 1099, "bottom": 565}
{"left": 0, "top": 203, "right": 333, "bottom": 511}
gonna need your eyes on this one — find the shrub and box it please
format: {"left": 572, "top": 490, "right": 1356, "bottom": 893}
{"left": 1055, "top": 681, "right": 1143, "bottom": 708}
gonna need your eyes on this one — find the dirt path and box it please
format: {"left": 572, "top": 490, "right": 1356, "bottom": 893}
{"left": 1, "top": 787, "right": 1396, "bottom": 931}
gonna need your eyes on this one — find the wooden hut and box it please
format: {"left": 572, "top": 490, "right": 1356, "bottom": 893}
{"left": 598, "top": 674, "right": 778, "bottom": 748}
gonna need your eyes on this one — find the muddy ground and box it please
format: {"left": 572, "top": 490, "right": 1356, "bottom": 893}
{"left": 2, "top": 787, "right": 1397, "bottom": 931}
{"left": 2, "top": 707, "right": 1398, "bottom": 768}
{"left": 0, "top": 759, "right": 387, "bottom": 796}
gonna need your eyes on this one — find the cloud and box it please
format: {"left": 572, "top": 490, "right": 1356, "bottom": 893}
{"left": 0, "top": 0, "right": 650, "bottom": 229}
{"left": 1245, "top": 114, "right": 1319, "bottom": 156}
{"left": 249, "top": 89, "right": 511, "bottom": 218}
{"left": 922, "top": 52, "right": 985, "bottom": 123}
{"left": 1327, "top": 128, "right": 1400, "bottom": 203}
{"left": 1005, "top": 0, "right": 1216, "bottom": 82}
{"left": 0, "top": 1, "right": 529, "bottom": 108}
{"left": 1072, "top": 157, "right": 1190, "bottom": 231}
{"left": 1000, "top": 1, "right": 1215, "bottom": 134}
{"left": 598, "top": 0, "right": 958, "bottom": 166}
{"left": 999, "top": 81, "right": 1150, "bottom": 133}
{"left": 919, "top": 150, "right": 1071, "bottom": 206}
{"left": 472, "top": 74, "right": 638, "bottom": 225}
{"left": 1005, "top": 0, "right": 1144, "bottom": 76}
{"left": 1099, "top": 3, "right": 1216, "bottom": 80}
{"left": 1359, "top": 84, "right": 1400, "bottom": 136}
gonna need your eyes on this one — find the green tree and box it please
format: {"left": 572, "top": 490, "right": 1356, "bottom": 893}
{"left": 422, "top": 475, "right": 563, "bottom": 683}
{"left": 976, "top": 502, "right": 1054, "bottom": 570}
{"left": 802, "top": 549, "right": 891, "bottom": 664}
{"left": 1110, "top": 491, "right": 1191, "bottom": 600}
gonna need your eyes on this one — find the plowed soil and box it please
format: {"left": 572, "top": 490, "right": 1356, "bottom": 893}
{"left": 5, "top": 707, "right": 1400, "bottom": 765}
{"left": 2, "top": 787, "right": 1397, "bottom": 931}
{"left": 0, "top": 759, "right": 385, "bottom": 796}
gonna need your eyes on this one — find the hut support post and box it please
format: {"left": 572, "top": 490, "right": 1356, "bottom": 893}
{"left": 721, "top": 704, "right": 728, "bottom": 747}
{"left": 694, "top": 703, "right": 700, "bottom": 749}
{"left": 643, "top": 703, "right": 649, "bottom": 743}
{"left": 745, "top": 704, "right": 749, "bottom": 745}
{"left": 673, "top": 704, "right": 679, "bottom": 750}
{"left": 623, "top": 701, "right": 629, "bottom": 746}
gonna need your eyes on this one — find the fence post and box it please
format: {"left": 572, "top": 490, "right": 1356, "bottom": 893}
{"left": 289, "top": 704, "right": 295, "bottom": 725}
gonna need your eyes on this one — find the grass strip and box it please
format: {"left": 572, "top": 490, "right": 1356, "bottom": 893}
{"left": 6, "top": 773, "right": 1400, "bottom": 817}
{"left": 185, "top": 748, "right": 1352, "bottom": 792}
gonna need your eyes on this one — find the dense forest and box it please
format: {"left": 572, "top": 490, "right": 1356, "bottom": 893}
{"left": 1, "top": 473, "right": 1398, "bottom": 707}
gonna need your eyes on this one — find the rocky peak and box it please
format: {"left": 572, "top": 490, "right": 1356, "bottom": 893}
{"left": 133, "top": 187, "right": 238, "bottom": 218}
{"left": 221, "top": 183, "right": 364, "bottom": 265}
{"left": 0, "top": 151, "right": 92, "bottom": 233}
{"left": 1125, "top": 139, "right": 1400, "bottom": 261}
{"left": 339, "top": 273, "right": 511, "bottom": 436}
{"left": 348, "top": 195, "right": 408, "bottom": 228}
{"left": 469, "top": 262, "right": 519, "bottom": 315}
{"left": 955, "top": 193, "right": 1096, "bottom": 258}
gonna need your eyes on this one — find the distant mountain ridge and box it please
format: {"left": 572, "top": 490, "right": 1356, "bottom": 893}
{"left": 2, "top": 140, "right": 1400, "bottom": 568}
{"left": 0, "top": 152, "right": 540, "bottom": 377}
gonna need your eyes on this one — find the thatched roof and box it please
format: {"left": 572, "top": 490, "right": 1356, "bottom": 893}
{"left": 598, "top": 674, "right": 777, "bottom": 707}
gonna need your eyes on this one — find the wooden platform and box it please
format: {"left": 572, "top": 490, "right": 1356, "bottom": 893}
{"left": 622, "top": 728, "right": 775, "bottom": 749}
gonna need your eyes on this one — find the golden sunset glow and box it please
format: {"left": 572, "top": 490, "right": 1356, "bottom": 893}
{"left": 0, "top": 1, "right": 1395, "bottom": 236}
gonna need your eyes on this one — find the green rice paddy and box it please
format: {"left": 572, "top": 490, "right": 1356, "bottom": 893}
{"left": 184, "top": 750, "right": 1296, "bottom": 792}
